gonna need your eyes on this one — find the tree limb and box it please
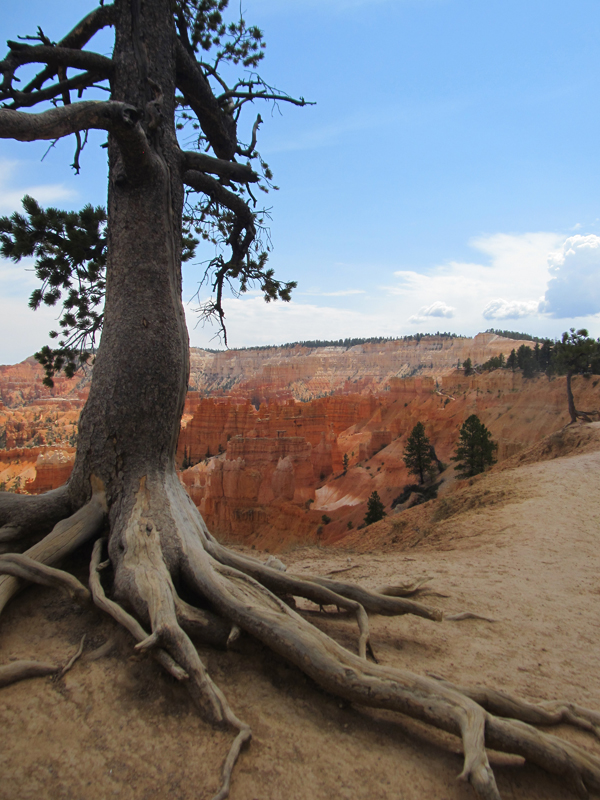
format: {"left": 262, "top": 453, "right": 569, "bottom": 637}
{"left": 183, "top": 169, "right": 254, "bottom": 225}
{"left": 1, "top": 43, "right": 113, "bottom": 77}
{"left": 220, "top": 89, "right": 312, "bottom": 108}
{"left": 182, "top": 151, "right": 258, "bottom": 184}
{"left": 7, "top": 72, "right": 108, "bottom": 110}
{"left": 20, "top": 4, "right": 116, "bottom": 95}
{"left": 175, "top": 38, "right": 237, "bottom": 160}
{"left": 0, "top": 100, "right": 142, "bottom": 142}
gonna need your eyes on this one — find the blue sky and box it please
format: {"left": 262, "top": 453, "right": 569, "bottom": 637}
{"left": 1, "top": 0, "right": 600, "bottom": 363}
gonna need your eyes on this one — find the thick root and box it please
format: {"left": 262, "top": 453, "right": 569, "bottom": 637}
{"left": 107, "top": 477, "right": 252, "bottom": 800}
{"left": 0, "top": 484, "right": 72, "bottom": 551}
{"left": 0, "top": 660, "right": 58, "bottom": 688}
{"left": 0, "top": 482, "right": 107, "bottom": 616}
{"left": 202, "top": 531, "right": 443, "bottom": 621}
{"left": 429, "top": 674, "right": 600, "bottom": 739}
{"left": 0, "top": 554, "right": 90, "bottom": 604}
{"left": 89, "top": 539, "right": 188, "bottom": 682}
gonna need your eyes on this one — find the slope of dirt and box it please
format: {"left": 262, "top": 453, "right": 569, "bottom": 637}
{"left": 1, "top": 425, "right": 600, "bottom": 800}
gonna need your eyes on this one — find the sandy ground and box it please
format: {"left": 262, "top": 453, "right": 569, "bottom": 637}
{"left": 1, "top": 425, "right": 600, "bottom": 800}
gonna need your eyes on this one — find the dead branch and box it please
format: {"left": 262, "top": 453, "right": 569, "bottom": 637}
{"left": 182, "top": 150, "right": 258, "bottom": 183}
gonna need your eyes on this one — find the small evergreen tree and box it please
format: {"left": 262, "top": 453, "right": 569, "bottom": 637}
{"left": 507, "top": 349, "right": 518, "bottom": 371}
{"left": 463, "top": 357, "right": 473, "bottom": 376}
{"left": 452, "top": 415, "right": 497, "bottom": 478}
{"left": 343, "top": 453, "right": 349, "bottom": 474}
{"left": 364, "top": 491, "right": 386, "bottom": 525}
{"left": 403, "top": 422, "right": 432, "bottom": 484}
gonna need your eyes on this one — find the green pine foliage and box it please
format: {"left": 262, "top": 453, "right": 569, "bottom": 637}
{"left": 402, "top": 422, "right": 432, "bottom": 484}
{"left": 364, "top": 491, "right": 386, "bottom": 526}
{"left": 0, "top": 195, "right": 199, "bottom": 386}
{"left": 452, "top": 415, "right": 497, "bottom": 478}
{"left": 552, "top": 328, "right": 600, "bottom": 376}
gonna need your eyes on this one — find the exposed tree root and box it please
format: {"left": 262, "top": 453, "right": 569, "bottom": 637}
{"left": 0, "top": 659, "right": 59, "bottom": 688}
{"left": 89, "top": 539, "right": 188, "bottom": 682}
{"left": 0, "top": 634, "right": 86, "bottom": 687}
{"left": 58, "top": 634, "right": 86, "bottom": 678}
{"left": 0, "top": 553, "right": 90, "bottom": 604}
{"left": 0, "top": 481, "right": 107, "bottom": 615}
{"left": 1, "top": 475, "right": 599, "bottom": 800}
{"left": 0, "top": 484, "right": 72, "bottom": 553}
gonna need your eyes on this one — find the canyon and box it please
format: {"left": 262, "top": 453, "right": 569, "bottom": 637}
{"left": 1, "top": 332, "right": 598, "bottom": 550}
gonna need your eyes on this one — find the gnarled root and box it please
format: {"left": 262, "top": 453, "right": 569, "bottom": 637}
{"left": 0, "top": 634, "right": 86, "bottom": 687}
{"left": 0, "top": 481, "right": 107, "bottom": 615}
{"left": 2, "top": 473, "right": 600, "bottom": 800}
{"left": 0, "top": 484, "right": 73, "bottom": 553}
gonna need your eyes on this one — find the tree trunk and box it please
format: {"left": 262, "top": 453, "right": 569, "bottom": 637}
{"left": 65, "top": 0, "right": 188, "bottom": 613}
{"left": 566, "top": 371, "right": 577, "bottom": 424}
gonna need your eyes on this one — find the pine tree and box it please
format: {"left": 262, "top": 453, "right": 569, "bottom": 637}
{"left": 364, "top": 491, "right": 386, "bottom": 525}
{"left": 452, "top": 415, "right": 497, "bottom": 478}
{"left": 342, "top": 453, "right": 349, "bottom": 474}
{"left": 403, "top": 422, "right": 432, "bottom": 484}
{"left": 553, "top": 328, "right": 600, "bottom": 422}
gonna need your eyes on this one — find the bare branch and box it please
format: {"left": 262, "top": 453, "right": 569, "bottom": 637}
{"left": 237, "top": 114, "right": 262, "bottom": 157}
{"left": 7, "top": 71, "right": 108, "bottom": 110}
{"left": 221, "top": 89, "right": 313, "bottom": 109}
{"left": 181, "top": 151, "right": 258, "bottom": 184}
{"left": 1, "top": 43, "right": 113, "bottom": 77}
{"left": 21, "top": 4, "right": 116, "bottom": 95}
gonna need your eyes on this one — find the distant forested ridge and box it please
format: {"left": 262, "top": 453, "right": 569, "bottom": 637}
{"left": 199, "top": 332, "right": 465, "bottom": 354}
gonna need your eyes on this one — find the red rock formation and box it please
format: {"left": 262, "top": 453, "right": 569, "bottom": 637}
{"left": 26, "top": 448, "right": 76, "bottom": 494}
{"left": 3, "top": 336, "right": 597, "bottom": 548}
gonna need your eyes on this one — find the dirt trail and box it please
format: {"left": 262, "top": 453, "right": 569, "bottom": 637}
{"left": 1, "top": 425, "right": 600, "bottom": 800}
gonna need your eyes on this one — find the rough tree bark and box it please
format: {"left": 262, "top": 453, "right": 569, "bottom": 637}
{"left": 1, "top": 3, "right": 600, "bottom": 799}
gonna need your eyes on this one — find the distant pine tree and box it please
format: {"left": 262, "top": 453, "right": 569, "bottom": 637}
{"left": 452, "top": 415, "right": 497, "bottom": 478}
{"left": 403, "top": 422, "right": 432, "bottom": 484}
{"left": 364, "top": 491, "right": 386, "bottom": 525}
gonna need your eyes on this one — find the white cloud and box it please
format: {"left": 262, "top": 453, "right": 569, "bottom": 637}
{"left": 482, "top": 298, "right": 540, "bottom": 320}
{"left": 540, "top": 234, "right": 600, "bottom": 318}
{"left": 0, "top": 160, "right": 77, "bottom": 214}
{"left": 408, "top": 300, "right": 455, "bottom": 323}
{"left": 388, "top": 231, "right": 561, "bottom": 329}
